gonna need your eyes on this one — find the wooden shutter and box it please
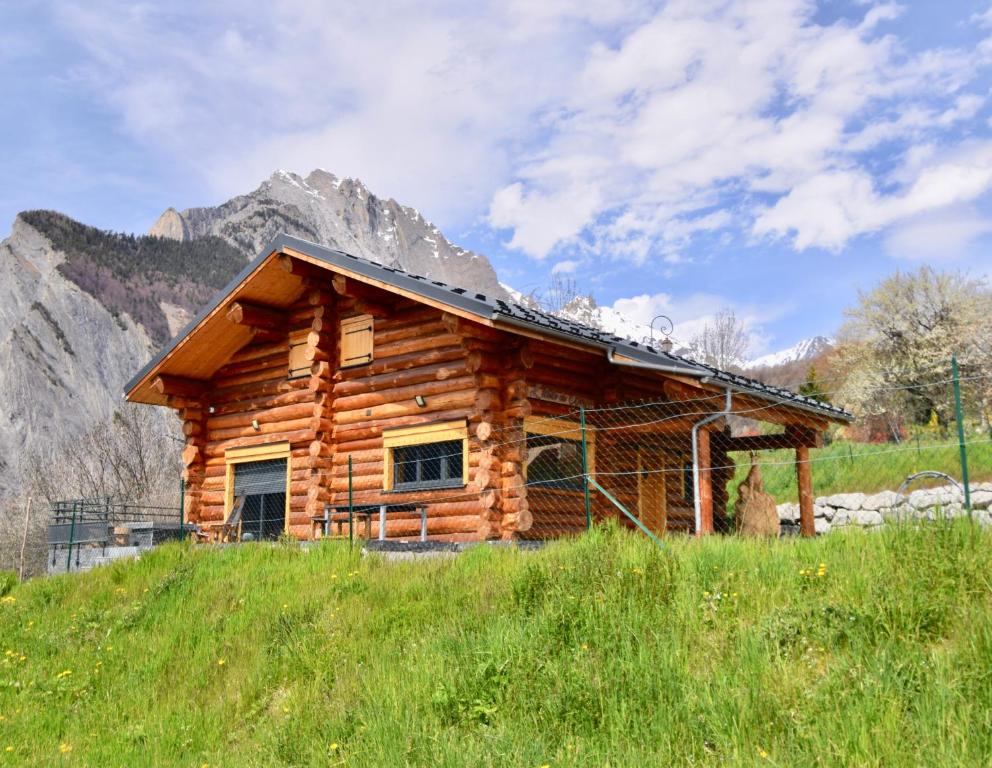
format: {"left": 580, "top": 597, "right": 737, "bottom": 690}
{"left": 340, "top": 314, "right": 374, "bottom": 368}
{"left": 288, "top": 340, "right": 309, "bottom": 379}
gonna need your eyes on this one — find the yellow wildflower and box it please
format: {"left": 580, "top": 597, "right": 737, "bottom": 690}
{"left": 59, "top": 743, "right": 72, "bottom": 754}
{"left": 1, "top": 596, "right": 16, "bottom": 604}
{"left": 217, "top": 659, "right": 226, "bottom": 667}
{"left": 757, "top": 746, "right": 769, "bottom": 759}
{"left": 329, "top": 742, "right": 339, "bottom": 751}
{"left": 4, "top": 746, "right": 12, "bottom": 752}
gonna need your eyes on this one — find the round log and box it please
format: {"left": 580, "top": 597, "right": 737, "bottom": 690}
{"left": 333, "top": 375, "right": 476, "bottom": 412}
{"left": 333, "top": 360, "right": 471, "bottom": 397}
{"left": 334, "top": 391, "right": 475, "bottom": 425}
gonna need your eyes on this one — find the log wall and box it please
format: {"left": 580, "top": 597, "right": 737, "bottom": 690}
{"left": 326, "top": 301, "right": 493, "bottom": 541}
{"left": 184, "top": 287, "right": 333, "bottom": 537}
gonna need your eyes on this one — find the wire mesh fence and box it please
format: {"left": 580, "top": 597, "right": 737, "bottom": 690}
{"left": 336, "top": 359, "right": 990, "bottom": 543}
{"left": 47, "top": 497, "right": 186, "bottom": 574}
{"left": 25, "top": 359, "right": 990, "bottom": 561}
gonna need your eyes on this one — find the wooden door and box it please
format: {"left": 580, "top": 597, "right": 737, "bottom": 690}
{"left": 637, "top": 448, "right": 668, "bottom": 535}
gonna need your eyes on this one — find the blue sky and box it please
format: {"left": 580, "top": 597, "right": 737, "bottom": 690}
{"left": 3, "top": 1, "right": 992, "bottom": 355}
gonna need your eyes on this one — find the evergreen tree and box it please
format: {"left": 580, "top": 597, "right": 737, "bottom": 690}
{"left": 798, "top": 364, "right": 829, "bottom": 404}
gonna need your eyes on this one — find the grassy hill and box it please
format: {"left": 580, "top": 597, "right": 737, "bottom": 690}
{"left": 0, "top": 523, "right": 990, "bottom": 766}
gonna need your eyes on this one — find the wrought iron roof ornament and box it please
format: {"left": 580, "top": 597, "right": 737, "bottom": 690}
{"left": 647, "top": 314, "right": 674, "bottom": 353}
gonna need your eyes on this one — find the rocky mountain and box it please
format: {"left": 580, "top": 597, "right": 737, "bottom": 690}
{"left": 0, "top": 170, "right": 507, "bottom": 499}
{"left": 744, "top": 336, "right": 834, "bottom": 370}
{"left": 744, "top": 337, "right": 836, "bottom": 393}
{"left": 150, "top": 169, "right": 505, "bottom": 298}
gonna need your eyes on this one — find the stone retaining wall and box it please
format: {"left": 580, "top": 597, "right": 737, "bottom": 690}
{"left": 777, "top": 483, "right": 992, "bottom": 535}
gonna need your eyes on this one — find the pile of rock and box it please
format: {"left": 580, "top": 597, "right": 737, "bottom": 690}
{"left": 777, "top": 482, "right": 992, "bottom": 536}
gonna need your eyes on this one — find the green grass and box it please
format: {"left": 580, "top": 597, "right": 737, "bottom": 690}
{"left": 731, "top": 437, "right": 992, "bottom": 504}
{"left": 0, "top": 522, "right": 991, "bottom": 766}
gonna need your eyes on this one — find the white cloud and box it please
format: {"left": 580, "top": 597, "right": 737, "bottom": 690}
{"left": 754, "top": 141, "right": 992, "bottom": 249}
{"left": 48, "top": 0, "right": 992, "bottom": 262}
{"left": 605, "top": 290, "right": 789, "bottom": 356}
{"left": 551, "top": 259, "right": 580, "bottom": 275}
{"left": 487, "top": 1, "right": 992, "bottom": 258}
{"left": 884, "top": 206, "right": 992, "bottom": 260}
{"left": 488, "top": 181, "right": 602, "bottom": 259}
{"left": 53, "top": 0, "right": 629, "bottom": 226}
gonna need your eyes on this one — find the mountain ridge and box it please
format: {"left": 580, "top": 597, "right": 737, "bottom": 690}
{"left": 0, "top": 170, "right": 509, "bottom": 499}
{"left": 149, "top": 169, "right": 506, "bottom": 298}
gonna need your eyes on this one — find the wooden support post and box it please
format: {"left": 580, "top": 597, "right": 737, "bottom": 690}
{"left": 796, "top": 445, "right": 815, "bottom": 537}
{"left": 697, "top": 428, "right": 714, "bottom": 535}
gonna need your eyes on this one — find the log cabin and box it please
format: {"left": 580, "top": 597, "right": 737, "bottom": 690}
{"left": 124, "top": 234, "right": 852, "bottom": 542}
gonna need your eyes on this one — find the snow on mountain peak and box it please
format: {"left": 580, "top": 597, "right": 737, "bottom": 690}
{"left": 744, "top": 336, "right": 833, "bottom": 370}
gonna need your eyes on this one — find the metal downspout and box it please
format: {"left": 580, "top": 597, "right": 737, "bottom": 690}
{"left": 691, "top": 387, "right": 732, "bottom": 535}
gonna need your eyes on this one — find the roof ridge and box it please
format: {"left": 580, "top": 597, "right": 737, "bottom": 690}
{"left": 125, "top": 231, "right": 852, "bottom": 421}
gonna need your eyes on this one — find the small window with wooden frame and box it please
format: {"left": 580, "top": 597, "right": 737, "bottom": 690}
{"left": 523, "top": 416, "right": 595, "bottom": 491}
{"left": 340, "top": 314, "right": 373, "bottom": 368}
{"left": 383, "top": 420, "right": 469, "bottom": 491}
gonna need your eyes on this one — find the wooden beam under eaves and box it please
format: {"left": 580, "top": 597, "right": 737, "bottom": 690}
{"left": 152, "top": 374, "right": 206, "bottom": 399}
{"left": 226, "top": 301, "right": 284, "bottom": 331}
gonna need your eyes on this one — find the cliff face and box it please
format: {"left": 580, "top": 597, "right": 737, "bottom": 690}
{"left": 152, "top": 169, "right": 506, "bottom": 298}
{"left": 0, "top": 170, "right": 507, "bottom": 498}
{"left": 0, "top": 217, "right": 157, "bottom": 496}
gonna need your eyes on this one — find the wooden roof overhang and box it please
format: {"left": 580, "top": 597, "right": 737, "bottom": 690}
{"left": 125, "top": 234, "right": 854, "bottom": 430}
{"left": 124, "top": 235, "right": 505, "bottom": 406}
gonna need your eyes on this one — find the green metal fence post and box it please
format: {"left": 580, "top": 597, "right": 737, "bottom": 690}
{"left": 580, "top": 407, "right": 592, "bottom": 530}
{"left": 348, "top": 454, "right": 354, "bottom": 547}
{"left": 952, "top": 355, "right": 972, "bottom": 516}
{"left": 65, "top": 503, "right": 77, "bottom": 572}
{"left": 179, "top": 475, "right": 185, "bottom": 531}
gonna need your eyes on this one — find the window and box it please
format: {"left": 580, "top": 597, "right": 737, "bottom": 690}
{"left": 340, "top": 314, "right": 373, "bottom": 367}
{"left": 682, "top": 457, "right": 695, "bottom": 505}
{"left": 235, "top": 459, "right": 288, "bottom": 540}
{"left": 393, "top": 441, "right": 463, "bottom": 489}
{"left": 224, "top": 442, "right": 291, "bottom": 540}
{"left": 523, "top": 417, "right": 595, "bottom": 491}
{"left": 383, "top": 420, "right": 468, "bottom": 491}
